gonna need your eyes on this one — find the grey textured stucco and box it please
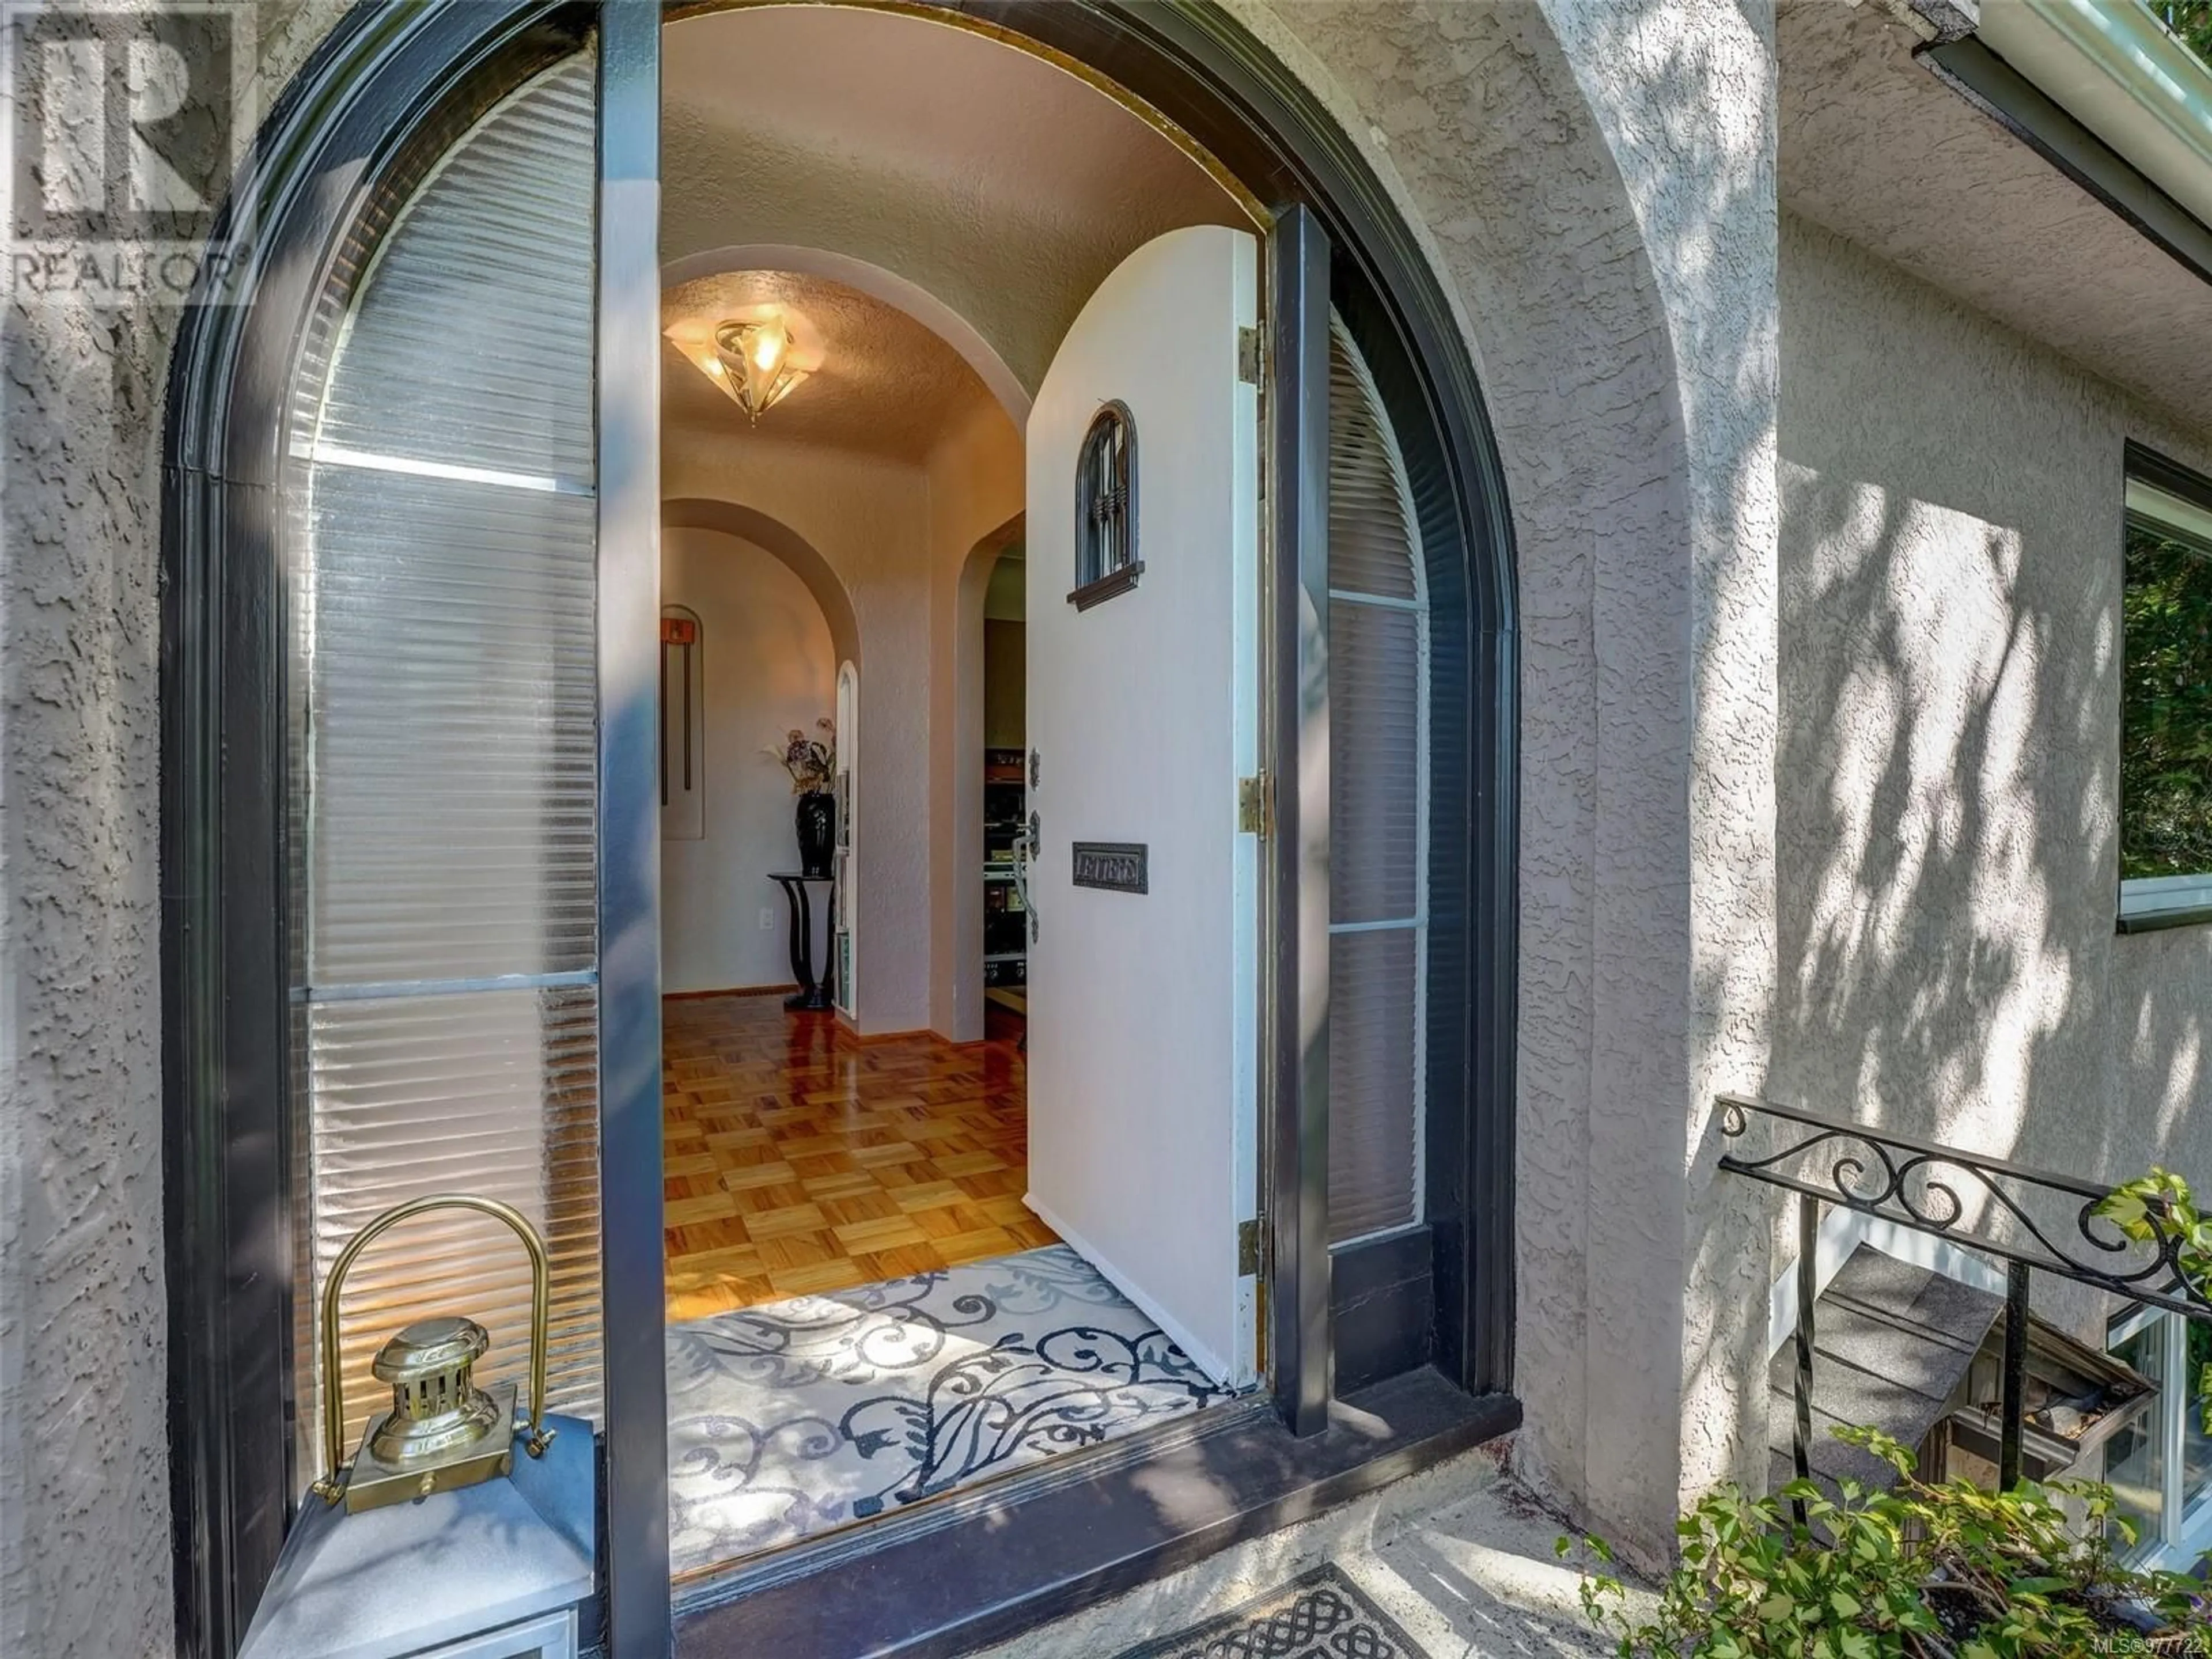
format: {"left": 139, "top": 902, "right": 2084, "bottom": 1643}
{"left": 1780, "top": 0, "right": 2212, "bottom": 434}
{"left": 1233, "top": 0, "right": 1777, "bottom": 1558}
{"left": 1, "top": 6, "right": 349, "bottom": 1654}
{"left": 1536, "top": 0, "right": 1780, "bottom": 1533}
{"left": 1776, "top": 213, "right": 2212, "bottom": 1334}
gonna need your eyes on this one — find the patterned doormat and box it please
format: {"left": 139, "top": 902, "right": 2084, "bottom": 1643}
{"left": 665, "top": 1245, "right": 1225, "bottom": 1575}
{"left": 1111, "top": 1566, "right": 1429, "bottom": 1659}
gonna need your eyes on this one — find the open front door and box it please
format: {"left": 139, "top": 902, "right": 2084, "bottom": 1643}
{"left": 1024, "top": 225, "right": 1262, "bottom": 1387}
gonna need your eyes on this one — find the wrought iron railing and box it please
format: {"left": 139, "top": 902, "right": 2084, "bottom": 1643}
{"left": 1715, "top": 1093, "right": 2212, "bottom": 1521}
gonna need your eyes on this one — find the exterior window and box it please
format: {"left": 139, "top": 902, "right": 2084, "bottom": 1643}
{"left": 2120, "top": 450, "right": 2212, "bottom": 928}
{"left": 1069, "top": 400, "right": 1140, "bottom": 608}
{"left": 283, "top": 52, "right": 605, "bottom": 1478}
{"left": 2107, "top": 1306, "right": 2212, "bottom": 1565}
{"left": 1326, "top": 313, "right": 1429, "bottom": 1245}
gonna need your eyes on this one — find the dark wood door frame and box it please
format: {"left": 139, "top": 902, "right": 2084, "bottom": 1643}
{"left": 160, "top": 3, "right": 1519, "bottom": 1654}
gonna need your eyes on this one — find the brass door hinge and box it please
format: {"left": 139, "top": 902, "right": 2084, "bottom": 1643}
{"left": 1238, "top": 772, "right": 1272, "bottom": 838}
{"left": 1237, "top": 1217, "right": 1263, "bottom": 1278}
{"left": 1237, "top": 325, "right": 1263, "bottom": 387}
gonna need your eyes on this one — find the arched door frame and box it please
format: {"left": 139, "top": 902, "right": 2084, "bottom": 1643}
{"left": 161, "top": 3, "right": 1519, "bottom": 1653}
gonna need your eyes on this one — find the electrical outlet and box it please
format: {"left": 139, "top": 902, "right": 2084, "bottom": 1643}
{"left": 758, "top": 907, "right": 775, "bottom": 931}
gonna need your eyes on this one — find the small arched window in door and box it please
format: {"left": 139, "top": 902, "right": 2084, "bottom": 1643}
{"left": 1068, "top": 400, "right": 1141, "bottom": 609}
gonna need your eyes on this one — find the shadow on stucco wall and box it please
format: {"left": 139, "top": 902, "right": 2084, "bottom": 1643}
{"left": 1550, "top": 0, "right": 1785, "bottom": 1552}
{"left": 1772, "top": 216, "right": 2212, "bottom": 1340}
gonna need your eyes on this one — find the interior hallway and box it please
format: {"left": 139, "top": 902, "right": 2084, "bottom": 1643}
{"left": 663, "top": 993, "right": 1052, "bottom": 1319}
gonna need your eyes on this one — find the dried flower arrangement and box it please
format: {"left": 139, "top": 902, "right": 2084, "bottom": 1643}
{"left": 766, "top": 718, "right": 835, "bottom": 795}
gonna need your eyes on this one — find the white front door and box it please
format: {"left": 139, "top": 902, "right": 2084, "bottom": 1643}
{"left": 1023, "top": 225, "right": 1261, "bottom": 1388}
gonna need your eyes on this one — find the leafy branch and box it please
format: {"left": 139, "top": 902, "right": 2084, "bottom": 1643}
{"left": 1560, "top": 1426, "right": 2207, "bottom": 1657}
{"left": 2094, "top": 1168, "right": 2212, "bottom": 1435}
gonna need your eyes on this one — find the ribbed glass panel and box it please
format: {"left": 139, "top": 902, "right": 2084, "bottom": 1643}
{"left": 304, "top": 988, "right": 603, "bottom": 1456}
{"left": 1327, "top": 314, "right": 1428, "bottom": 1244}
{"left": 284, "top": 51, "right": 602, "bottom": 1480}
{"left": 305, "top": 61, "right": 596, "bottom": 483}
{"left": 1331, "top": 600, "right": 1423, "bottom": 926}
{"left": 1327, "top": 324, "right": 1419, "bottom": 602}
{"left": 1328, "top": 928, "right": 1421, "bottom": 1242}
{"left": 302, "top": 465, "right": 598, "bottom": 984}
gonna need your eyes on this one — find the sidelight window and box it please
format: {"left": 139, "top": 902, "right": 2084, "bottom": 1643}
{"left": 282, "top": 51, "right": 605, "bottom": 1480}
{"left": 1326, "top": 314, "right": 1430, "bottom": 1245}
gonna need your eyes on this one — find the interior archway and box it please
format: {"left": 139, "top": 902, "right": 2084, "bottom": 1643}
{"left": 662, "top": 497, "right": 860, "bottom": 672}
{"left": 942, "top": 514, "right": 1027, "bottom": 1043}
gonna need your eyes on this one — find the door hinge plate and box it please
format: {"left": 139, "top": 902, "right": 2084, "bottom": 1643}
{"left": 1238, "top": 772, "right": 1272, "bottom": 838}
{"left": 1237, "top": 325, "right": 1263, "bottom": 387}
{"left": 1237, "top": 1217, "right": 1263, "bottom": 1278}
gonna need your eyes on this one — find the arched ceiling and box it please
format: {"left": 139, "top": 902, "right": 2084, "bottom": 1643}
{"left": 661, "top": 4, "right": 1249, "bottom": 404}
{"left": 662, "top": 268, "right": 998, "bottom": 461}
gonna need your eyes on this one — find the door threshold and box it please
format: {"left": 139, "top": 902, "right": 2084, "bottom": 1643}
{"left": 672, "top": 1368, "right": 1520, "bottom": 1658}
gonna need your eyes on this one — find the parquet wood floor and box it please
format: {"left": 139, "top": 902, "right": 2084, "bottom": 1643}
{"left": 662, "top": 995, "right": 1053, "bottom": 1320}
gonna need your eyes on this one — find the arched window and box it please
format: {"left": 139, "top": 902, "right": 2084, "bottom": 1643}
{"left": 1327, "top": 312, "right": 1431, "bottom": 1245}
{"left": 285, "top": 52, "right": 604, "bottom": 1479}
{"left": 1069, "top": 400, "right": 1141, "bottom": 608}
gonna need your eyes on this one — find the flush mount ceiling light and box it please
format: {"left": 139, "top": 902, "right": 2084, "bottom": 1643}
{"left": 703, "top": 314, "right": 808, "bottom": 422}
{"left": 665, "top": 296, "right": 824, "bottom": 426}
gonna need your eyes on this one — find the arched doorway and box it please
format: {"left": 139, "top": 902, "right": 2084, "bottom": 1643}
{"left": 161, "top": 5, "right": 1518, "bottom": 1651}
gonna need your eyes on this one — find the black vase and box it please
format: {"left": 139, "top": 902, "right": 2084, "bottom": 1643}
{"left": 796, "top": 790, "right": 835, "bottom": 879}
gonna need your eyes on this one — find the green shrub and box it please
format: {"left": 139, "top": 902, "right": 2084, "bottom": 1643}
{"left": 1558, "top": 1426, "right": 2208, "bottom": 1657}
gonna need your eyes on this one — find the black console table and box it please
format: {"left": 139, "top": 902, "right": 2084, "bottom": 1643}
{"left": 768, "top": 871, "right": 836, "bottom": 1012}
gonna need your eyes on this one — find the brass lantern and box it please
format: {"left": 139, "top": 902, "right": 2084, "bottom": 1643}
{"left": 310, "top": 1194, "right": 558, "bottom": 1514}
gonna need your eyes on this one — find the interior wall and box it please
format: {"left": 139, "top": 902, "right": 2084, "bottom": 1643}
{"left": 665, "top": 403, "right": 1024, "bottom": 1038}
{"left": 664, "top": 432, "right": 934, "bottom": 1032}
{"left": 1775, "top": 214, "right": 2212, "bottom": 1337}
{"left": 929, "top": 404, "right": 1027, "bottom": 1043}
{"left": 660, "top": 527, "right": 838, "bottom": 994}
{"left": 984, "top": 622, "right": 1025, "bottom": 750}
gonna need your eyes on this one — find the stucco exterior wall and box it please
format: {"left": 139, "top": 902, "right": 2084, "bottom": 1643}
{"left": 1233, "top": 0, "right": 1779, "bottom": 1556}
{"left": 1536, "top": 0, "right": 1781, "bottom": 1525}
{"left": 0, "top": 3, "right": 349, "bottom": 1653}
{"left": 1775, "top": 213, "right": 2212, "bottom": 1330}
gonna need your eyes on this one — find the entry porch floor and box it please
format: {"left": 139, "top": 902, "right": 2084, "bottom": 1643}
{"left": 975, "top": 1444, "right": 1625, "bottom": 1659}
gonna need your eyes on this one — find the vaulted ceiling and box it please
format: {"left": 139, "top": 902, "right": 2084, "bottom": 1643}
{"left": 662, "top": 268, "right": 998, "bottom": 463}
{"left": 660, "top": 4, "right": 1248, "bottom": 454}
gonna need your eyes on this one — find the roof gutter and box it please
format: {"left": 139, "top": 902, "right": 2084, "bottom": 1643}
{"left": 1919, "top": 1, "right": 2212, "bottom": 285}
{"left": 1975, "top": 0, "right": 2212, "bottom": 225}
